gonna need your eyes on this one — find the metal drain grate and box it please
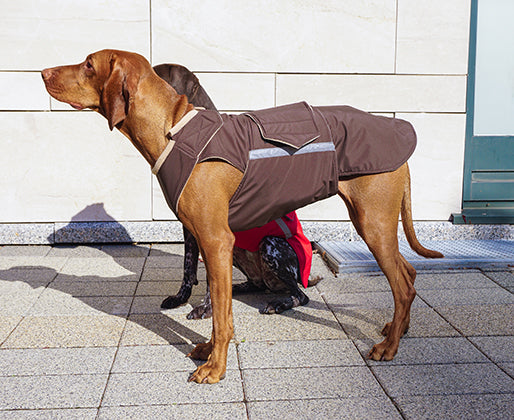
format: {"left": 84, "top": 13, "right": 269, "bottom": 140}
{"left": 314, "top": 240, "right": 514, "bottom": 273}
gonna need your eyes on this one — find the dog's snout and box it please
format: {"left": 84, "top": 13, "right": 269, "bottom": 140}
{"left": 41, "top": 68, "right": 54, "bottom": 81}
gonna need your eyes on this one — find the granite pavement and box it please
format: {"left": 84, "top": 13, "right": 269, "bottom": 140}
{"left": 0, "top": 243, "right": 512, "bottom": 419}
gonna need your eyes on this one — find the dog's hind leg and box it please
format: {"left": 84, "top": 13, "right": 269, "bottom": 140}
{"left": 338, "top": 164, "right": 416, "bottom": 361}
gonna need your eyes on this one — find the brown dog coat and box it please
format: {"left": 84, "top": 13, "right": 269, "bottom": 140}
{"left": 153, "top": 101, "right": 416, "bottom": 232}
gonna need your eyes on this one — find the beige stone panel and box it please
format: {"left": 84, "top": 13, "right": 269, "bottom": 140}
{"left": 276, "top": 74, "right": 466, "bottom": 112}
{"left": 0, "top": 72, "right": 50, "bottom": 110}
{"left": 153, "top": 0, "right": 396, "bottom": 73}
{"left": 193, "top": 73, "right": 275, "bottom": 111}
{"left": 398, "top": 113, "right": 466, "bottom": 220}
{"left": 396, "top": 0, "right": 471, "bottom": 74}
{"left": 1, "top": 1, "right": 150, "bottom": 70}
{"left": 0, "top": 112, "right": 151, "bottom": 222}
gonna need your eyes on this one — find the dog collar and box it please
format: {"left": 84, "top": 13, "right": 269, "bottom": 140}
{"left": 152, "top": 108, "right": 201, "bottom": 175}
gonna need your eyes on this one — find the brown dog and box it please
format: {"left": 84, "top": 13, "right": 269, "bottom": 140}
{"left": 42, "top": 49, "right": 443, "bottom": 384}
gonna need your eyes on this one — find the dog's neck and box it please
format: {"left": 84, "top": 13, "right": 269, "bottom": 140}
{"left": 117, "top": 75, "right": 194, "bottom": 167}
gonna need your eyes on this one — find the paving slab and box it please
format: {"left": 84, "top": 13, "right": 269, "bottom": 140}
{"left": 0, "top": 408, "right": 98, "bottom": 420}
{"left": 418, "top": 286, "right": 514, "bottom": 307}
{"left": 0, "top": 316, "right": 22, "bottom": 344}
{"left": 1, "top": 315, "right": 126, "bottom": 348}
{"left": 483, "top": 270, "right": 514, "bottom": 292}
{"left": 247, "top": 397, "right": 402, "bottom": 420}
{"left": 0, "top": 245, "right": 51, "bottom": 257}
{"left": 49, "top": 280, "right": 137, "bottom": 297}
{"left": 414, "top": 270, "right": 499, "bottom": 289}
{"left": 469, "top": 336, "right": 514, "bottom": 362}
{"left": 394, "top": 394, "right": 514, "bottom": 420}
{"left": 436, "top": 304, "right": 514, "bottom": 335}
{"left": 243, "top": 366, "right": 384, "bottom": 401}
{"left": 57, "top": 257, "right": 144, "bottom": 280}
{"left": 0, "top": 374, "right": 109, "bottom": 410}
{"left": 238, "top": 339, "right": 364, "bottom": 369}
{"left": 120, "top": 314, "right": 211, "bottom": 346}
{"left": 358, "top": 337, "right": 490, "bottom": 365}
{"left": 371, "top": 363, "right": 514, "bottom": 397}
{"left": 111, "top": 343, "right": 239, "bottom": 372}
{"left": 101, "top": 370, "right": 244, "bottom": 406}
{"left": 0, "top": 347, "right": 116, "bottom": 375}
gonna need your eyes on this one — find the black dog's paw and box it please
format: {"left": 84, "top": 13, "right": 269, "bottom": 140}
{"left": 187, "top": 303, "right": 213, "bottom": 319}
{"left": 161, "top": 295, "right": 186, "bottom": 309}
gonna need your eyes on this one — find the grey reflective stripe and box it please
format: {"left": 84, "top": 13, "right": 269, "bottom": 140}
{"left": 275, "top": 217, "right": 292, "bottom": 239}
{"left": 249, "top": 142, "right": 335, "bottom": 160}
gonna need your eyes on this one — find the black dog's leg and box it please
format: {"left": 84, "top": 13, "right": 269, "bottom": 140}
{"left": 187, "top": 281, "right": 213, "bottom": 319}
{"left": 258, "top": 236, "right": 310, "bottom": 314}
{"left": 161, "top": 226, "right": 199, "bottom": 309}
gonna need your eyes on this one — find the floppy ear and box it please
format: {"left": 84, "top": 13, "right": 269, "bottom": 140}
{"left": 101, "top": 56, "right": 138, "bottom": 130}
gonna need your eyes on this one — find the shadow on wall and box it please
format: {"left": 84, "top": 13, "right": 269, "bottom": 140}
{"left": 51, "top": 203, "right": 133, "bottom": 244}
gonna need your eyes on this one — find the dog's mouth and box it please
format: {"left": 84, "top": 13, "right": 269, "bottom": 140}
{"left": 68, "top": 102, "right": 85, "bottom": 110}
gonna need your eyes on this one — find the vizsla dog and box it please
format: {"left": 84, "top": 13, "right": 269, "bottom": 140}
{"left": 42, "top": 49, "right": 443, "bottom": 384}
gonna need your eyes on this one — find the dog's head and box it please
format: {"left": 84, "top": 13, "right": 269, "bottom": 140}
{"left": 42, "top": 49, "right": 151, "bottom": 130}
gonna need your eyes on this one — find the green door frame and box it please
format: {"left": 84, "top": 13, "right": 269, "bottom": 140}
{"left": 452, "top": 0, "right": 514, "bottom": 224}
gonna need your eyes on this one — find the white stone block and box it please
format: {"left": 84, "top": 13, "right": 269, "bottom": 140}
{"left": 398, "top": 113, "right": 466, "bottom": 220}
{"left": 194, "top": 73, "right": 275, "bottom": 111}
{"left": 0, "top": 72, "right": 50, "bottom": 110}
{"left": 153, "top": 0, "right": 396, "bottom": 72}
{"left": 1, "top": 1, "right": 150, "bottom": 70}
{"left": 276, "top": 74, "right": 466, "bottom": 112}
{"left": 396, "top": 0, "right": 471, "bottom": 74}
{"left": 0, "top": 112, "right": 152, "bottom": 223}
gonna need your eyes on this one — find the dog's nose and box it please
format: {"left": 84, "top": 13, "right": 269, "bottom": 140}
{"left": 41, "top": 68, "right": 53, "bottom": 81}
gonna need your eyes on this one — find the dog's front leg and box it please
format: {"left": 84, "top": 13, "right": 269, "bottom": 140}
{"left": 177, "top": 161, "right": 243, "bottom": 384}
{"left": 187, "top": 230, "right": 234, "bottom": 383}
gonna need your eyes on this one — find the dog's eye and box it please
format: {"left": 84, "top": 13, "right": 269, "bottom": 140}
{"left": 84, "top": 60, "right": 94, "bottom": 73}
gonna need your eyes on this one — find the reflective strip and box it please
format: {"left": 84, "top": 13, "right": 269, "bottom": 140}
{"left": 249, "top": 142, "right": 335, "bottom": 160}
{"left": 275, "top": 217, "right": 292, "bottom": 239}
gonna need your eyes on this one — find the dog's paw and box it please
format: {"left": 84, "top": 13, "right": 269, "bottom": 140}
{"left": 368, "top": 339, "right": 397, "bottom": 361}
{"left": 187, "top": 342, "right": 212, "bottom": 361}
{"left": 188, "top": 361, "right": 226, "bottom": 384}
{"left": 187, "top": 303, "right": 213, "bottom": 319}
{"left": 161, "top": 295, "right": 185, "bottom": 309}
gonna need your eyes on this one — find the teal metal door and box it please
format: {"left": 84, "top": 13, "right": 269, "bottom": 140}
{"left": 453, "top": 0, "right": 514, "bottom": 224}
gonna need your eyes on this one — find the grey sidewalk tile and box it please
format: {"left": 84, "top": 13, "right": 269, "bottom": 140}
{"left": 469, "top": 336, "right": 514, "bottom": 362}
{"left": 0, "top": 347, "right": 116, "bottom": 375}
{"left": 358, "top": 337, "right": 490, "bottom": 365}
{"left": 144, "top": 255, "right": 185, "bottom": 269}
{"left": 238, "top": 339, "right": 364, "bottom": 369}
{"left": 234, "top": 308, "right": 347, "bottom": 342}
{"left": 0, "top": 316, "right": 21, "bottom": 344}
{"left": 316, "top": 272, "right": 390, "bottom": 294}
{"left": 0, "top": 256, "right": 67, "bottom": 271}
{"left": 58, "top": 257, "right": 144, "bottom": 280}
{"left": 100, "top": 244, "right": 150, "bottom": 257}
{"left": 483, "top": 270, "right": 514, "bottom": 292}
{"left": 111, "top": 343, "right": 238, "bottom": 373}
{"left": 414, "top": 271, "right": 498, "bottom": 290}
{"left": 98, "top": 403, "right": 247, "bottom": 420}
{"left": 0, "top": 267, "right": 57, "bottom": 285}
{"left": 0, "top": 286, "right": 45, "bottom": 316}
{"left": 394, "top": 394, "right": 514, "bottom": 420}
{"left": 0, "top": 408, "right": 98, "bottom": 420}
{"left": 371, "top": 363, "right": 514, "bottom": 397}
{"left": 325, "top": 292, "right": 427, "bottom": 310}
{"left": 2, "top": 315, "right": 126, "bottom": 348}
{"left": 27, "top": 290, "right": 132, "bottom": 316}
{"left": 0, "top": 246, "right": 51, "bottom": 257}
{"left": 150, "top": 243, "right": 186, "bottom": 256}
{"left": 499, "top": 362, "right": 514, "bottom": 377}
{"left": 436, "top": 305, "right": 514, "bottom": 335}
{"left": 46, "top": 245, "right": 105, "bottom": 258}
{"left": 0, "top": 374, "right": 108, "bottom": 410}
{"left": 120, "top": 314, "right": 211, "bottom": 346}
{"left": 49, "top": 280, "right": 137, "bottom": 297}
{"left": 334, "top": 307, "right": 460, "bottom": 342}
{"left": 247, "top": 397, "right": 402, "bottom": 420}
{"left": 243, "top": 366, "right": 384, "bottom": 401}
{"left": 141, "top": 267, "right": 185, "bottom": 281}
{"left": 418, "top": 287, "right": 514, "bottom": 307}
{"left": 101, "top": 370, "right": 244, "bottom": 406}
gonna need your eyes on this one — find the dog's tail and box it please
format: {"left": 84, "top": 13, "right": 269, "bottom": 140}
{"left": 401, "top": 165, "right": 444, "bottom": 259}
